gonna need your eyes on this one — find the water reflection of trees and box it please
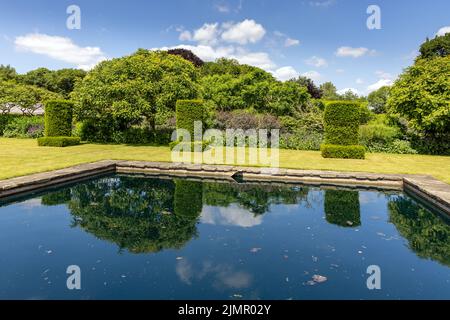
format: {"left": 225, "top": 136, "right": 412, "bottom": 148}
{"left": 388, "top": 196, "right": 450, "bottom": 267}
{"left": 324, "top": 190, "right": 361, "bottom": 227}
{"left": 203, "top": 183, "right": 309, "bottom": 215}
{"left": 40, "top": 176, "right": 312, "bottom": 253}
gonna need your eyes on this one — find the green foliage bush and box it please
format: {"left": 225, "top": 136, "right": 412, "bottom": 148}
{"left": 44, "top": 100, "right": 74, "bottom": 137}
{"left": 0, "top": 114, "right": 21, "bottom": 135}
{"left": 320, "top": 144, "right": 366, "bottom": 159}
{"left": 280, "top": 130, "right": 323, "bottom": 150}
{"left": 324, "top": 190, "right": 361, "bottom": 227}
{"left": 176, "top": 99, "right": 204, "bottom": 138}
{"left": 37, "top": 136, "right": 80, "bottom": 147}
{"left": 3, "top": 115, "right": 44, "bottom": 138}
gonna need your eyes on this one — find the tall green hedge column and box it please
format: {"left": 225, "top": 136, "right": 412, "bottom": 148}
{"left": 38, "top": 100, "right": 80, "bottom": 147}
{"left": 321, "top": 101, "right": 365, "bottom": 159}
{"left": 176, "top": 99, "right": 204, "bottom": 140}
{"left": 44, "top": 100, "right": 74, "bottom": 137}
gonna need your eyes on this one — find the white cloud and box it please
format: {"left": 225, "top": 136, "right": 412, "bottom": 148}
{"left": 337, "top": 87, "right": 359, "bottom": 95}
{"left": 193, "top": 23, "right": 220, "bottom": 45}
{"left": 309, "top": 0, "right": 335, "bottom": 7}
{"left": 201, "top": 205, "right": 263, "bottom": 228}
{"left": 335, "top": 46, "right": 375, "bottom": 58}
{"left": 215, "top": 4, "right": 230, "bottom": 13}
{"left": 375, "top": 70, "right": 393, "bottom": 79}
{"left": 335, "top": 68, "right": 345, "bottom": 73}
{"left": 15, "top": 33, "right": 106, "bottom": 70}
{"left": 366, "top": 79, "right": 393, "bottom": 92}
{"left": 301, "top": 70, "right": 321, "bottom": 82}
{"left": 305, "top": 55, "right": 328, "bottom": 67}
{"left": 234, "top": 50, "right": 275, "bottom": 70}
{"left": 436, "top": 26, "right": 450, "bottom": 36}
{"left": 179, "top": 30, "right": 192, "bottom": 41}
{"left": 221, "top": 19, "right": 266, "bottom": 44}
{"left": 356, "top": 78, "right": 364, "bottom": 84}
{"left": 154, "top": 44, "right": 275, "bottom": 71}
{"left": 284, "top": 38, "right": 300, "bottom": 47}
{"left": 272, "top": 66, "right": 299, "bottom": 81}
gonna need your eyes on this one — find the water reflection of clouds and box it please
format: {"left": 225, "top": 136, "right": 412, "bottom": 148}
{"left": 176, "top": 259, "right": 252, "bottom": 289}
{"left": 17, "top": 198, "right": 42, "bottom": 210}
{"left": 200, "top": 205, "right": 263, "bottom": 227}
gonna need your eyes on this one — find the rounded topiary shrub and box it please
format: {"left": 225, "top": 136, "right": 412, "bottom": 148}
{"left": 44, "top": 100, "right": 74, "bottom": 137}
{"left": 176, "top": 100, "right": 204, "bottom": 140}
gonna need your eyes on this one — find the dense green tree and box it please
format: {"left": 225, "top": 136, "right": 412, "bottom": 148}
{"left": 368, "top": 86, "right": 391, "bottom": 114}
{"left": 418, "top": 33, "right": 450, "bottom": 60}
{"left": 290, "top": 76, "right": 322, "bottom": 99}
{"left": 0, "top": 81, "right": 61, "bottom": 115}
{"left": 71, "top": 49, "right": 200, "bottom": 138}
{"left": 167, "top": 48, "right": 204, "bottom": 67}
{"left": 0, "top": 65, "right": 18, "bottom": 81}
{"left": 320, "top": 82, "right": 339, "bottom": 100}
{"left": 200, "top": 58, "right": 259, "bottom": 77}
{"left": 20, "top": 68, "right": 86, "bottom": 98}
{"left": 201, "top": 60, "right": 309, "bottom": 116}
{"left": 386, "top": 56, "right": 450, "bottom": 154}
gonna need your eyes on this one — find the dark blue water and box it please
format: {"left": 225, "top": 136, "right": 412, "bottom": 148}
{"left": 0, "top": 174, "right": 448, "bottom": 300}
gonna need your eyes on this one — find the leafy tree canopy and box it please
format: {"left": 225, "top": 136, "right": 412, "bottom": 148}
{"left": 71, "top": 49, "right": 200, "bottom": 130}
{"left": 290, "top": 76, "right": 323, "bottom": 99}
{"left": 0, "top": 81, "right": 62, "bottom": 115}
{"left": 0, "top": 65, "right": 18, "bottom": 82}
{"left": 418, "top": 33, "right": 450, "bottom": 60}
{"left": 167, "top": 48, "right": 204, "bottom": 67}
{"left": 387, "top": 56, "right": 450, "bottom": 141}
{"left": 368, "top": 86, "right": 391, "bottom": 114}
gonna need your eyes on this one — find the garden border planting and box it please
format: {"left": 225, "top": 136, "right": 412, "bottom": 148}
{"left": 0, "top": 160, "right": 449, "bottom": 215}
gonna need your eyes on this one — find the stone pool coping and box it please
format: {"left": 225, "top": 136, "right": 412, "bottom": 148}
{"left": 0, "top": 160, "right": 449, "bottom": 215}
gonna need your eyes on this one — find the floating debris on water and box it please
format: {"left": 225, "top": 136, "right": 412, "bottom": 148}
{"left": 176, "top": 256, "right": 183, "bottom": 260}
{"left": 249, "top": 247, "right": 262, "bottom": 253}
{"left": 232, "top": 294, "right": 243, "bottom": 299}
{"left": 312, "top": 275, "right": 327, "bottom": 283}
{"left": 312, "top": 256, "right": 318, "bottom": 262}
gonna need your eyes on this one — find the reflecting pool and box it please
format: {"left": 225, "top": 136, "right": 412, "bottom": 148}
{"left": 0, "top": 174, "right": 448, "bottom": 299}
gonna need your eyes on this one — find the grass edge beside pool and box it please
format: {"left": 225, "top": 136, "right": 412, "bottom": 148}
{"left": 1, "top": 138, "right": 449, "bottom": 183}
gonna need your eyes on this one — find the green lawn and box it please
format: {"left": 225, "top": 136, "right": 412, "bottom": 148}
{"left": 1, "top": 137, "right": 449, "bottom": 183}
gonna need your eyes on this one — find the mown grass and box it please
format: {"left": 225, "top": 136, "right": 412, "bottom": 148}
{"left": 1, "top": 138, "right": 449, "bottom": 183}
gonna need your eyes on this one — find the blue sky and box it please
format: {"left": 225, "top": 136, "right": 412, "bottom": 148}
{"left": 0, "top": 0, "right": 449, "bottom": 95}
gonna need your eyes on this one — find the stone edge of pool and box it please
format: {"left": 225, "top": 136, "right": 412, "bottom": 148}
{"left": 0, "top": 160, "right": 449, "bottom": 215}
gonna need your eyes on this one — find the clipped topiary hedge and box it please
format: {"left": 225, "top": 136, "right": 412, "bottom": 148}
{"left": 174, "top": 180, "right": 203, "bottom": 217}
{"left": 44, "top": 100, "right": 74, "bottom": 137}
{"left": 176, "top": 100, "right": 204, "bottom": 139}
{"left": 320, "top": 144, "right": 365, "bottom": 159}
{"left": 324, "top": 190, "right": 361, "bottom": 227}
{"left": 323, "top": 101, "right": 360, "bottom": 145}
{"left": 321, "top": 101, "right": 365, "bottom": 159}
{"left": 37, "top": 136, "right": 80, "bottom": 147}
